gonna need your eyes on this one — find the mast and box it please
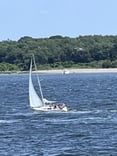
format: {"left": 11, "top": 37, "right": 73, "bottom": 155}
{"left": 32, "top": 54, "right": 45, "bottom": 106}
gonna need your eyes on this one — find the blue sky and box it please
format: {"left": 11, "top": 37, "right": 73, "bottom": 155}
{"left": 0, "top": 0, "right": 117, "bottom": 41}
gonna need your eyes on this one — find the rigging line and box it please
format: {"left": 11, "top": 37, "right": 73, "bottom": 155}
{"left": 32, "top": 54, "right": 45, "bottom": 106}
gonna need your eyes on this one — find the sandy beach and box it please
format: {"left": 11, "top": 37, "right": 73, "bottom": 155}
{"left": 34, "top": 68, "right": 117, "bottom": 74}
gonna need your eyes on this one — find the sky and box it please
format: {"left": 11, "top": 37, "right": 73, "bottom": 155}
{"left": 0, "top": 0, "right": 117, "bottom": 41}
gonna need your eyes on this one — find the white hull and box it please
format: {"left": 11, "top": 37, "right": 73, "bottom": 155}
{"left": 31, "top": 105, "right": 68, "bottom": 112}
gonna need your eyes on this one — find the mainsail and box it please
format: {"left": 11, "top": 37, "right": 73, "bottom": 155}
{"left": 29, "top": 59, "right": 43, "bottom": 108}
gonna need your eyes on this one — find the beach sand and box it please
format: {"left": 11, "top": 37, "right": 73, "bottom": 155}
{"left": 35, "top": 68, "right": 117, "bottom": 74}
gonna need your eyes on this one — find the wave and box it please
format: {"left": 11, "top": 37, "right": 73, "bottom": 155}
{"left": 0, "top": 119, "right": 18, "bottom": 124}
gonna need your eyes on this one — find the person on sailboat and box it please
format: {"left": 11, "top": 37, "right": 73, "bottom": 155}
{"left": 50, "top": 104, "right": 59, "bottom": 110}
{"left": 58, "top": 103, "right": 66, "bottom": 109}
{"left": 49, "top": 103, "right": 67, "bottom": 111}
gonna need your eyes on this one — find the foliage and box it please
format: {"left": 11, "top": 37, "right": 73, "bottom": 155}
{"left": 0, "top": 35, "right": 117, "bottom": 71}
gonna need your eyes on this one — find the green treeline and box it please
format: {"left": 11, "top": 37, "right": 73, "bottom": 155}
{"left": 0, "top": 35, "right": 117, "bottom": 71}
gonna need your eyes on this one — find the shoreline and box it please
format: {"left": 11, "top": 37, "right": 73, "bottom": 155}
{"left": 34, "top": 68, "right": 117, "bottom": 74}
{"left": 1, "top": 68, "right": 117, "bottom": 74}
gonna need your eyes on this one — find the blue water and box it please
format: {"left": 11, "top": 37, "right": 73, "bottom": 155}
{"left": 0, "top": 73, "right": 117, "bottom": 156}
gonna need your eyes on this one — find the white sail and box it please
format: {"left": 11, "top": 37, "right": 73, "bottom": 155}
{"left": 29, "top": 59, "right": 43, "bottom": 108}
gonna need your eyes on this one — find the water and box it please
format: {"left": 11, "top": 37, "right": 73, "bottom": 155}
{"left": 0, "top": 73, "right": 117, "bottom": 155}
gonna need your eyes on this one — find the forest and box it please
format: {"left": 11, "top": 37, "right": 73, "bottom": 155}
{"left": 0, "top": 35, "right": 117, "bottom": 71}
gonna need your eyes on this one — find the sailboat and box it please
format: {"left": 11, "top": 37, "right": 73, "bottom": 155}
{"left": 29, "top": 56, "right": 68, "bottom": 112}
